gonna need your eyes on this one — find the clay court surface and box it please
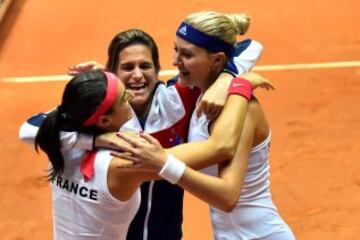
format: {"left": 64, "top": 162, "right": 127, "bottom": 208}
{"left": 0, "top": 0, "right": 359, "bottom": 239}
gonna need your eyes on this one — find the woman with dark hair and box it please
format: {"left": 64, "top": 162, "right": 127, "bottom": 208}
{"left": 36, "top": 70, "right": 141, "bottom": 239}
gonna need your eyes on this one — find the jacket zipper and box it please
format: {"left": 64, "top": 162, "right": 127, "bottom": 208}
{"left": 143, "top": 181, "right": 155, "bottom": 240}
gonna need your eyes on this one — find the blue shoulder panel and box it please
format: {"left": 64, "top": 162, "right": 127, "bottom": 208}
{"left": 27, "top": 113, "right": 47, "bottom": 126}
{"left": 234, "top": 39, "right": 252, "bottom": 55}
{"left": 166, "top": 75, "right": 179, "bottom": 87}
{"left": 224, "top": 39, "right": 252, "bottom": 75}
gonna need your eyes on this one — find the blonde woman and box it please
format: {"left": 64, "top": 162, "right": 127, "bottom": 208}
{"left": 114, "top": 11, "right": 295, "bottom": 240}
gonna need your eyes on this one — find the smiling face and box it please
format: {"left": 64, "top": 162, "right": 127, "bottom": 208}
{"left": 172, "top": 37, "right": 219, "bottom": 91}
{"left": 115, "top": 44, "right": 158, "bottom": 117}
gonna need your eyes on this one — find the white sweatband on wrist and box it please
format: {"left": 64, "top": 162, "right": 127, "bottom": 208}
{"left": 159, "top": 155, "right": 186, "bottom": 184}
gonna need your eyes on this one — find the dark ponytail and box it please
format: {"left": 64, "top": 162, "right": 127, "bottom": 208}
{"left": 35, "top": 70, "right": 108, "bottom": 181}
{"left": 35, "top": 108, "right": 63, "bottom": 181}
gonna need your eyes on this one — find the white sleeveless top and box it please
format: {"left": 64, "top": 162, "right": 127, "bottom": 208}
{"left": 51, "top": 149, "right": 141, "bottom": 240}
{"left": 188, "top": 111, "right": 273, "bottom": 203}
{"left": 188, "top": 111, "right": 293, "bottom": 239}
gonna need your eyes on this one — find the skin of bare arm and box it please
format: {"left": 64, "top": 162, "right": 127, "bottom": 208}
{"left": 167, "top": 92, "right": 248, "bottom": 170}
{"left": 174, "top": 98, "right": 271, "bottom": 211}
{"left": 111, "top": 100, "right": 259, "bottom": 211}
{"left": 196, "top": 72, "right": 234, "bottom": 120}
{"left": 195, "top": 71, "right": 274, "bottom": 120}
{"left": 107, "top": 156, "right": 159, "bottom": 201}
{"left": 167, "top": 72, "right": 273, "bottom": 170}
{"left": 106, "top": 125, "right": 251, "bottom": 204}
{"left": 176, "top": 102, "right": 256, "bottom": 212}
{"left": 96, "top": 131, "right": 144, "bottom": 150}
{"left": 67, "top": 61, "right": 105, "bottom": 76}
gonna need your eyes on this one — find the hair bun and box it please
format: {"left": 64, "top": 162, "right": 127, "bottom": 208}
{"left": 227, "top": 13, "right": 250, "bottom": 35}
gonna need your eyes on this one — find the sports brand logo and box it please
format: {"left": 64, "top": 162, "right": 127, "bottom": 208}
{"left": 232, "top": 83, "right": 244, "bottom": 88}
{"left": 178, "top": 25, "right": 187, "bottom": 36}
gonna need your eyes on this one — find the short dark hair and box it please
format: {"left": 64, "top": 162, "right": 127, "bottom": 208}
{"left": 106, "top": 29, "right": 160, "bottom": 73}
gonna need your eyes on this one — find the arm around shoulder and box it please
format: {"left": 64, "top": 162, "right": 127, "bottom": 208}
{"left": 175, "top": 107, "right": 256, "bottom": 212}
{"left": 19, "top": 113, "right": 47, "bottom": 144}
{"left": 19, "top": 111, "right": 93, "bottom": 151}
{"left": 168, "top": 93, "right": 249, "bottom": 169}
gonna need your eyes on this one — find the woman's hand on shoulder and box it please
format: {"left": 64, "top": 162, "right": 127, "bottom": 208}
{"left": 196, "top": 72, "right": 233, "bottom": 120}
{"left": 110, "top": 132, "right": 167, "bottom": 172}
{"left": 240, "top": 72, "right": 275, "bottom": 90}
{"left": 196, "top": 72, "right": 274, "bottom": 120}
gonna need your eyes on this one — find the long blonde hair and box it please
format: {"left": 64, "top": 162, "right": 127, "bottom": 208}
{"left": 185, "top": 11, "right": 250, "bottom": 45}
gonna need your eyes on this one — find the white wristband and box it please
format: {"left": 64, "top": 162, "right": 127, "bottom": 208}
{"left": 159, "top": 155, "right": 186, "bottom": 184}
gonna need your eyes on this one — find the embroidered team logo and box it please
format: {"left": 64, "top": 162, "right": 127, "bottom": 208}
{"left": 178, "top": 25, "right": 187, "bottom": 36}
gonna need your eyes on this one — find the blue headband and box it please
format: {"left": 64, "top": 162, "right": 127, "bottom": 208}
{"left": 176, "top": 22, "right": 235, "bottom": 57}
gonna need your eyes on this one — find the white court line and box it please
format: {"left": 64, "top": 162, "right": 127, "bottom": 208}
{"left": 2, "top": 60, "right": 360, "bottom": 83}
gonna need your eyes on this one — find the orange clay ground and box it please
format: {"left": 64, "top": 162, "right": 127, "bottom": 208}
{"left": 0, "top": 0, "right": 359, "bottom": 239}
